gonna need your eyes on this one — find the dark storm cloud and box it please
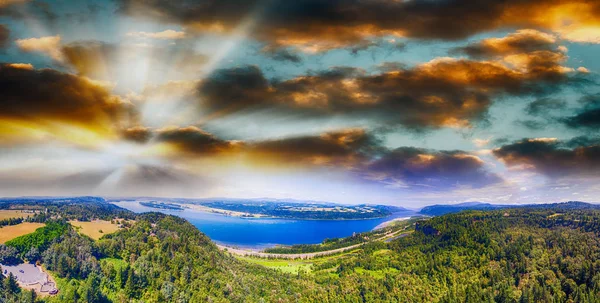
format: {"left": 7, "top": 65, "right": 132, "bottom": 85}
{"left": 252, "top": 130, "right": 502, "bottom": 189}
{"left": 493, "top": 137, "right": 600, "bottom": 178}
{"left": 346, "top": 40, "right": 406, "bottom": 57}
{"left": 142, "top": 125, "right": 501, "bottom": 189}
{"left": 155, "top": 126, "right": 238, "bottom": 155}
{"left": 122, "top": 126, "right": 152, "bottom": 143}
{"left": 452, "top": 29, "right": 558, "bottom": 59}
{"left": 525, "top": 98, "right": 567, "bottom": 116}
{"left": 197, "top": 65, "right": 273, "bottom": 116}
{"left": 516, "top": 120, "right": 547, "bottom": 131}
{"left": 196, "top": 49, "right": 582, "bottom": 130}
{"left": 0, "top": 63, "right": 134, "bottom": 126}
{"left": 0, "top": 25, "right": 9, "bottom": 48}
{"left": 117, "top": 0, "right": 600, "bottom": 50}
{"left": 261, "top": 47, "right": 302, "bottom": 63}
{"left": 563, "top": 94, "right": 600, "bottom": 130}
{"left": 247, "top": 128, "right": 384, "bottom": 167}
{"left": 366, "top": 147, "right": 502, "bottom": 189}
{"left": 248, "top": 130, "right": 502, "bottom": 189}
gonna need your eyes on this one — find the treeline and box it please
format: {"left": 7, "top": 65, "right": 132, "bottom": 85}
{"left": 0, "top": 272, "right": 39, "bottom": 303}
{"left": 0, "top": 212, "right": 48, "bottom": 228}
{"left": 0, "top": 197, "right": 136, "bottom": 221}
{"left": 0, "top": 217, "right": 23, "bottom": 227}
{"left": 5, "top": 221, "right": 70, "bottom": 255}
{"left": 8, "top": 201, "right": 600, "bottom": 302}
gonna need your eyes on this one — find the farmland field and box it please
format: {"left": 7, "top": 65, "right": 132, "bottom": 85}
{"left": 69, "top": 220, "right": 121, "bottom": 240}
{"left": 0, "top": 222, "right": 45, "bottom": 243}
{"left": 0, "top": 209, "right": 34, "bottom": 220}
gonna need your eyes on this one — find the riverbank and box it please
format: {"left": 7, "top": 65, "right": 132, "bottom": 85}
{"left": 217, "top": 226, "right": 410, "bottom": 259}
{"left": 373, "top": 216, "right": 412, "bottom": 230}
{"left": 112, "top": 201, "right": 416, "bottom": 247}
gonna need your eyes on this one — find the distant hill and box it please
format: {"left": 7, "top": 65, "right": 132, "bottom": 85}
{"left": 108, "top": 196, "right": 413, "bottom": 219}
{"left": 419, "top": 201, "right": 599, "bottom": 216}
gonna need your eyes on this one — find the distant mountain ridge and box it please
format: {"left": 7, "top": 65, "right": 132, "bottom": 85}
{"left": 419, "top": 201, "right": 599, "bottom": 216}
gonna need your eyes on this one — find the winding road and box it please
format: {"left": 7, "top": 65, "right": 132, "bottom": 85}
{"left": 217, "top": 225, "right": 410, "bottom": 259}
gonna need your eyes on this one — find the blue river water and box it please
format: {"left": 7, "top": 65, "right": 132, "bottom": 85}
{"left": 112, "top": 201, "right": 415, "bottom": 248}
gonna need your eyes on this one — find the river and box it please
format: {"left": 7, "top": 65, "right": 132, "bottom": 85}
{"left": 112, "top": 201, "right": 416, "bottom": 249}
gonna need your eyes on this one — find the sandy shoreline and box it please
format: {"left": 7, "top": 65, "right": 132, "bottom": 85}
{"left": 373, "top": 216, "right": 412, "bottom": 230}
{"left": 217, "top": 226, "right": 409, "bottom": 259}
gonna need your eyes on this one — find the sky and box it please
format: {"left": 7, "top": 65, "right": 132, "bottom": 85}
{"left": 0, "top": 0, "right": 599, "bottom": 207}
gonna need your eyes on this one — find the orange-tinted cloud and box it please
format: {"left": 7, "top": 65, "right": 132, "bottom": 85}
{"left": 493, "top": 137, "right": 600, "bottom": 178}
{"left": 117, "top": 0, "right": 600, "bottom": 51}
{"left": 196, "top": 46, "right": 582, "bottom": 130}
{"left": 131, "top": 125, "right": 502, "bottom": 189}
{"left": 0, "top": 63, "right": 136, "bottom": 144}
{"left": 154, "top": 126, "right": 239, "bottom": 155}
{"left": 16, "top": 35, "right": 65, "bottom": 62}
{"left": 453, "top": 30, "right": 558, "bottom": 58}
{"left": 0, "top": 0, "right": 28, "bottom": 8}
{"left": 246, "top": 128, "right": 382, "bottom": 167}
{"left": 366, "top": 147, "right": 502, "bottom": 189}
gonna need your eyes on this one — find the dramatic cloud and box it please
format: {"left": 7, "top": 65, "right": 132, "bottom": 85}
{"left": 122, "top": 126, "right": 152, "bottom": 143}
{"left": 117, "top": 0, "right": 600, "bottom": 51}
{"left": 453, "top": 30, "right": 558, "bottom": 59}
{"left": 261, "top": 47, "right": 302, "bottom": 63}
{"left": 196, "top": 49, "right": 581, "bottom": 130}
{"left": 2, "top": 0, "right": 600, "bottom": 202}
{"left": 197, "top": 65, "right": 273, "bottom": 116}
{"left": 16, "top": 35, "right": 64, "bottom": 62}
{"left": 493, "top": 137, "right": 600, "bottom": 178}
{"left": 126, "top": 29, "right": 185, "bottom": 40}
{"left": 154, "top": 126, "right": 238, "bottom": 155}
{"left": 366, "top": 147, "right": 502, "bottom": 189}
{"left": 525, "top": 97, "right": 567, "bottom": 116}
{"left": 0, "top": 63, "right": 135, "bottom": 144}
{"left": 247, "top": 128, "right": 383, "bottom": 167}
{"left": 133, "top": 126, "right": 501, "bottom": 190}
{"left": 563, "top": 94, "right": 600, "bottom": 130}
{"left": 249, "top": 130, "right": 502, "bottom": 189}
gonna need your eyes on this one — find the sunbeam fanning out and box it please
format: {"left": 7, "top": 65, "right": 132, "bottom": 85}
{"left": 0, "top": 0, "right": 599, "bottom": 205}
{"left": 4, "top": 2, "right": 600, "bottom": 303}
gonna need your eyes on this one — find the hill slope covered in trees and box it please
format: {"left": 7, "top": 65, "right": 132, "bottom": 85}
{"left": 2, "top": 201, "right": 600, "bottom": 302}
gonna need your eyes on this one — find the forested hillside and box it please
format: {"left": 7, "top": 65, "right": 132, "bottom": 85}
{"left": 3, "top": 202, "right": 600, "bottom": 302}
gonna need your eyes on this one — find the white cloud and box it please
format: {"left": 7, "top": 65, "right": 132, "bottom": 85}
{"left": 16, "top": 35, "right": 64, "bottom": 62}
{"left": 126, "top": 30, "right": 186, "bottom": 40}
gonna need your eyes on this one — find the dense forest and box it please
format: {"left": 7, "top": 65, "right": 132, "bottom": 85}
{"left": 3, "top": 201, "right": 600, "bottom": 302}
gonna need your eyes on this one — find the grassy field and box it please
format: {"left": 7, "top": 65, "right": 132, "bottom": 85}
{"left": 239, "top": 256, "right": 313, "bottom": 274}
{"left": 69, "top": 220, "right": 121, "bottom": 240}
{"left": 0, "top": 209, "right": 35, "bottom": 220}
{"left": 236, "top": 250, "right": 360, "bottom": 274}
{"left": 0, "top": 222, "right": 45, "bottom": 243}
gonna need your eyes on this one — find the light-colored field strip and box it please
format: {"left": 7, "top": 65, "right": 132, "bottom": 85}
{"left": 0, "top": 222, "right": 45, "bottom": 243}
{"left": 69, "top": 220, "right": 121, "bottom": 240}
{"left": 0, "top": 210, "right": 34, "bottom": 220}
{"left": 217, "top": 226, "right": 409, "bottom": 259}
